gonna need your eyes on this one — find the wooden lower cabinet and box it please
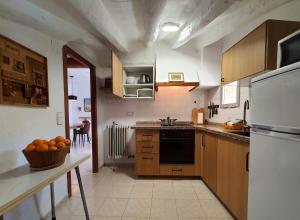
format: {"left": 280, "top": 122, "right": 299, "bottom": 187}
{"left": 136, "top": 153, "right": 159, "bottom": 176}
{"left": 159, "top": 164, "right": 194, "bottom": 176}
{"left": 194, "top": 131, "right": 202, "bottom": 176}
{"left": 217, "top": 137, "right": 249, "bottom": 220}
{"left": 202, "top": 132, "right": 218, "bottom": 192}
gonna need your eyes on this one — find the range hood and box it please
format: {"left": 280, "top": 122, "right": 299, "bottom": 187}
{"left": 155, "top": 82, "right": 199, "bottom": 92}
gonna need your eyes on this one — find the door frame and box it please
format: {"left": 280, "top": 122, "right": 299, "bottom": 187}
{"left": 62, "top": 46, "right": 99, "bottom": 195}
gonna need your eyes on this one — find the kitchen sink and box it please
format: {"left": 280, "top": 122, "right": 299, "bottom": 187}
{"left": 229, "top": 131, "right": 250, "bottom": 137}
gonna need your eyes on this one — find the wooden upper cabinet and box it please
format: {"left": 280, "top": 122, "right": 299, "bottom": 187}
{"left": 202, "top": 132, "right": 218, "bottom": 193}
{"left": 221, "top": 19, "right": 300, "bottom": 85}
{"left": 111, "top": 51, "right": 123, "bottom": 97}
{"left": 217, "top": 137, "right": 249, "bottom": 220}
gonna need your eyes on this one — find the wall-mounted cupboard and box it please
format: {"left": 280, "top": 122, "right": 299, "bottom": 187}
{"left": 112, "top": 51, "right": 155, "bottom": 99}
{"left": 221, "top": 19, "right": 300, "bottom": 85}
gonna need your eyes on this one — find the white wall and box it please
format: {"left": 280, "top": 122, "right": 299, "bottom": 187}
{"left": 0, "top": 18, "right": 67, "bottom": 219}
{"left": 67, "top": 68, "right": 91, "bottom": 126}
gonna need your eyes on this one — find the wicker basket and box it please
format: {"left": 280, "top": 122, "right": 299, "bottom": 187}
{"left": 22, "top": 148, "right": 69, "bottom": 171}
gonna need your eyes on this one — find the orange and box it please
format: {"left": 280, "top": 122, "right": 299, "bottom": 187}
{"left": 36, "top": 144, "right": 48, "bottom": 152}
{"left": 46, "top": 140, "right": 56, "bottom": 146}
{"left": 57, "top": 142, "right": 66, "bottom": 148}
{"left": 49, "top": 146, "right": 58, "bottom": 151}
{"left": 24, "top": 144, "right": 36, "bottom": 153}
{"left": 32, "top": 139, "right": 44, "bottom": 146}
{"left": 64, "top": 139, "right": 71, "bottom": 145}
{"left": 55, "top": 136, "right": 65, "bottom": 143}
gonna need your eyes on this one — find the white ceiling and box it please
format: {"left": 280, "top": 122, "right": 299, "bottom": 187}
{"left": 0, "top": 0, "right": 294, "bottom": 53}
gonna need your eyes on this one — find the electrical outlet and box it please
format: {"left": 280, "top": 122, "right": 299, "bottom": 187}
{"left": 126, "top": 112, "right": 134, "bottom": 116}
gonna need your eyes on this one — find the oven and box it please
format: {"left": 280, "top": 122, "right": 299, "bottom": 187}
{"left": 160, "top": 130, "right": 195, "bottom": 164}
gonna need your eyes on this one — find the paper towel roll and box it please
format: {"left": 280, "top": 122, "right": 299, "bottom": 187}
{"left": 197, "top": 112, "right": 204, "bottom": 124}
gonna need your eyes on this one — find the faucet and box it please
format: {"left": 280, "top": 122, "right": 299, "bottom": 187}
{"left": 243, "top": 100, "right": 250, "bottom": 132}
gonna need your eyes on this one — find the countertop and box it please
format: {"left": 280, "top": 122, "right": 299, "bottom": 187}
{"left": 131, "top": 121, "right": 249, "bottom": 143}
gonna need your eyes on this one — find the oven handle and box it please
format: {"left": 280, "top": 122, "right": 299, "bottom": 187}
{"left": 160, "top": 137, "right": 194, "bottom": 141}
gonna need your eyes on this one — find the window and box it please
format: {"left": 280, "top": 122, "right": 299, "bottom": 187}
{"left": 221, "top": 81, "right": 240, "bottom": 108}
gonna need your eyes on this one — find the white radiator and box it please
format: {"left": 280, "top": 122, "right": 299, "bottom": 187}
{"left": 107, "top": 123, "right": 129, "bottom": 159}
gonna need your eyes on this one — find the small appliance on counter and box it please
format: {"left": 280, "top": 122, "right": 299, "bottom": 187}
{"left": 138, "top": 74, "right": 151, "bottom": 84}
{"left": 159, "top": 116, "right": 177, "bottom": 126}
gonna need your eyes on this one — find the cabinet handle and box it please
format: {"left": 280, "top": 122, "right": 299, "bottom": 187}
{"left": 202, "top": 135, "right": 205, "bottom": 148}
{"left": 142, "top": 146, "right": 153, "bottom": 148}
{"left": 221, "top": 77, "right": 225, "bottom": 83}
{"left": 172, "top": 169, "right": 182, "bottom": 171}
{"left": 246, "top": 152, "right": 249, "bottom": 172}
{"left": 142, "top": 157, "right": 153, "bottom": 160}
{"left": 142, "top": 134, "right": 153, "bottom": 137}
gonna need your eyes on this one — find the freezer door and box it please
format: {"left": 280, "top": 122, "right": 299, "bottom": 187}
{"left": 251, "top": 67, "right": 300, "bottom": 129}
{"left": 248, "top": 130, "right": 300, "bottom": 220}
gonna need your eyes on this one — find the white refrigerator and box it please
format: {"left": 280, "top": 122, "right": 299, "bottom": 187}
{"left": 248, "top": 61, "right": 300, "bottom": 220}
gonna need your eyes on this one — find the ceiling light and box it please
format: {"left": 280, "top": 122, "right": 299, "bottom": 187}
{"left": 161, "top": 22, "right": 180, "bottom": 32}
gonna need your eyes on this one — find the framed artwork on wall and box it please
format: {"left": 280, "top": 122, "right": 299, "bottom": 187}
{"left": 84, "top": 98, "right": 91, "bottom": 112}
{"left": 168, "top": 72, "right": 184, "bottom": 82}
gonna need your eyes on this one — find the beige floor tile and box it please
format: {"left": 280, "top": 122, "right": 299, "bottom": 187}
{"left": 130, "top": 186, "right": 153, "bottom": 198}
{"left": 174, "top": 186, "right": 198, "bottom": 199}
{"left": 152, "top": 185, "right": 175, "bottom": 199}
{"left": 193, "top": 185, "right": 217, "bottom": 200}
{"left": 62, "top": 197, "right": 105, "bottom": 215}
{"left": 150, "top": 199, "right": 178, "bottom": 220}
{"left": 172, "top": 180, "right": 193, "bottom": 187}
{"left": 123, "top": 198, "right": 152, "bottom": 217}
{"left": 93, "top": 216, "right": 121, "bottom": 220}
{"left": 190, "top": 180, "right": 205, "bottom": 187}
{"left": 176, "top": 199, "right": 206, "bottom": 218}
{"left": 134, "top": 179, "right": 154, "bottom": 187}
{"left": 96, "top": 198, "right": 128, "bottom": 217}
{"left": 108, "top": 185, "right": 133, "bottom": 198}
{"left": 179, "top": 218, "right": 207, "bottom": 220}
{"left": 153, "top": 179, "right": 173, "bottom": 187}
{"left": 49, "top": 215, "right": 86, "bottom": 220}
{"left": 200, "top": 200, "right": 232, "bottom": 219}
{"left": 122, "top": 217, "right": 150, "bottom": 220}
{"left": 112, "top": 174, "right": 136, "bottom": 186}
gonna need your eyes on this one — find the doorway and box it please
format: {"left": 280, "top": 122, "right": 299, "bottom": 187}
{"left": 63, "top": 46, "right": 98, "bottom": 195}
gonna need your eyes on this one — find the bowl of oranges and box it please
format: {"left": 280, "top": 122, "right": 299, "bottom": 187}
{"left": 22, "top": 136, "right": 71, "bottom": 170}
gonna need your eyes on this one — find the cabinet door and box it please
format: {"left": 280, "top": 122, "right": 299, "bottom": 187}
{"left": 217, "top": 138, "right": 249, "bottom": 220}
{"left": 136, "top": 153, "right": 159, "bottom": 176}
{"left": 202, "top": 132, "right": 218, "bottom": 192}
{"left": 194, "top": 131, "right": 202, "bottom": 176}
{"left": 111, "top": 51, "right": 123, "bottom": 97}
{"left": 221, "top": 22, "right": 266, "bottom": 84}
{"left": 221, "top": 47, "right": 234, "bottom": 85}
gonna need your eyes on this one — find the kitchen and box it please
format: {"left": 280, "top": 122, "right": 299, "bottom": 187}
{"left": 0, "top": 1, "right": 300, "bottom": 220}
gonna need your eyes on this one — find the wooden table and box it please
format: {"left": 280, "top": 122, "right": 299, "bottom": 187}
{"left": 0, "top": 151, "right": 91, "bottom": 220}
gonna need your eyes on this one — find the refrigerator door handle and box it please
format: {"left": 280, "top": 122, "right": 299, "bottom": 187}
{"left": 251, "top": 128, "right": 300, "bottom": 142}
{"left": 252, "top": 124, "right": 300, "bottom": 135}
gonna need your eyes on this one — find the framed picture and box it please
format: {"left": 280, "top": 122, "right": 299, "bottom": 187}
{"left": 168, "top": 72, "right": 184, "bottom": 82}
{"left": 84, "top": 98, "right": 91, "bottom": 112}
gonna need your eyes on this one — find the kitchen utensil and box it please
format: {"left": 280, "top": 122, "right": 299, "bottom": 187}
{"left": 126, "top": 76, "right": 138, "bottom": 84}
{"left": 159, "top": 116, "right": 177, "bottom": 126}
{"left": 138, "top": 74, "right": 151, "bottom": 84}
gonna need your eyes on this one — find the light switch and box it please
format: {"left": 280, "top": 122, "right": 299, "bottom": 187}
{"left": 56, "top": 112, "right": 64, "bottom": 125}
